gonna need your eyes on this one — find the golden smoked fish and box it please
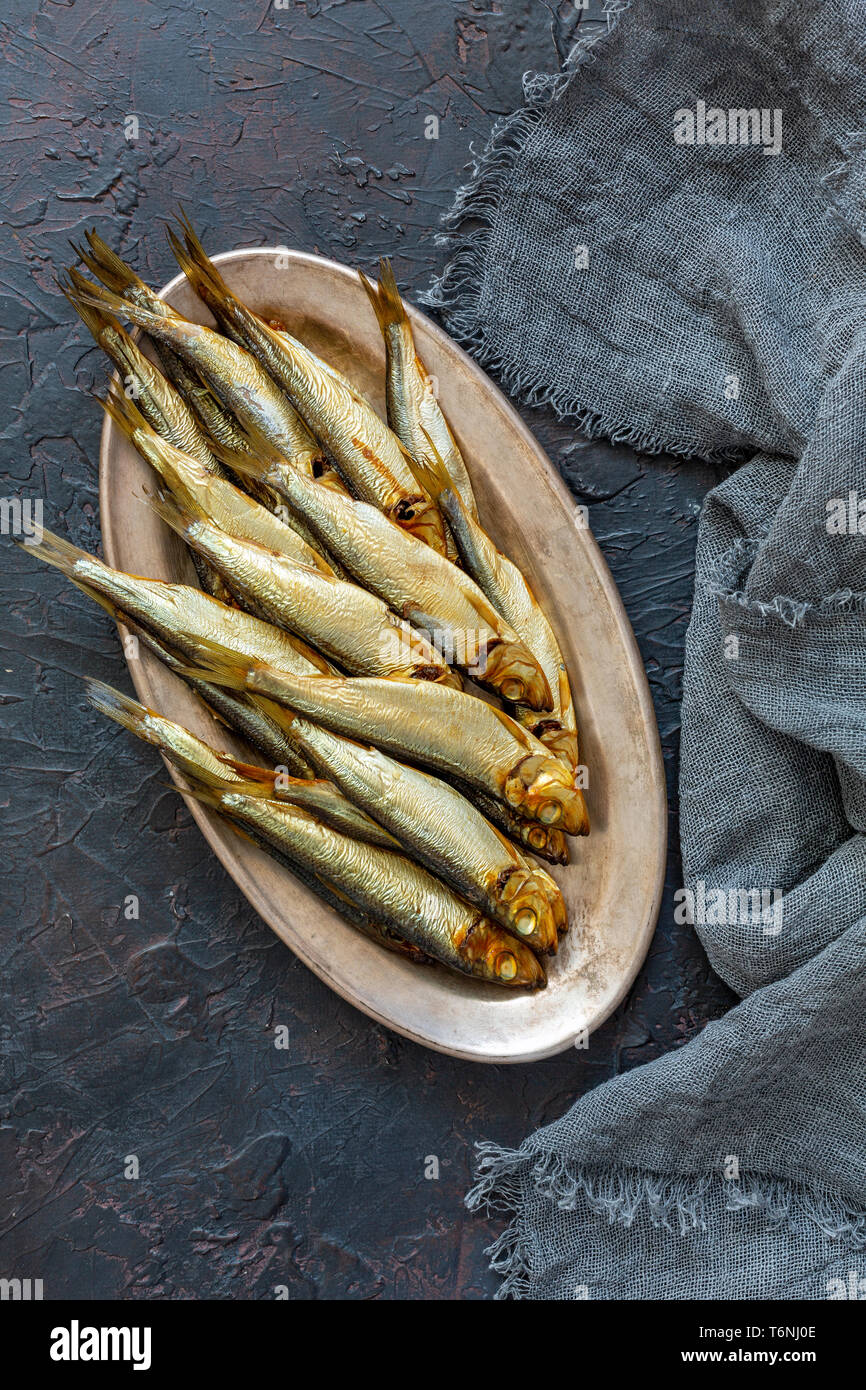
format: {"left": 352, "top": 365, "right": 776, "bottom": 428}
{"left": 149, "top": 490, "right": 453, "bottom": 682}
{"left": 272, "top": 713, "right": 565, "bottom": 953}
{"left": 104, "top": 389, "right": 335, "bottom": 577}
{"left": 85, "top": 679, "right": 397, "bottom": 849}
{"left": 28, "top": 529, "right": 335, "bottom": 683}
{"left": 169, "top": 217, "right": 448, "bottom": 555}
{"left": 413, "top": 442, "right": 581, "bottom": 771}
{"left": 224, "top": 451, "right": 551, "bottom": 710}
{"left": 183, "top": 780, "right": 545, "bottom": 988}
{"left": 225, "top": 667, "right": 589, "bottom": 836}
{"left": 359, "top": 258, "right": 477, "bottom": 519}
{"left": 74, "top": 270, "right": 325, "bottom": 475}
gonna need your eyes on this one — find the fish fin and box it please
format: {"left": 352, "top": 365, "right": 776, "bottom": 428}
{"left": 84, "top": 678, "right": 153, "bottom": 738}
{"left": 205, "top": 431, "right": 270, "bottom": 479}
{"left": 173, "top": 774, "right": 224, "bottom": 812}
{"left": 146, "top": 487, "right": 199, "bottom": 544}
{"left": 220, "top": 756, "right": 278, "bottom": 786}
{"left": 170, "top": 655, "right": 251, "bottom": 692}
{"left": 409, "top": 425, "right": 460, "bottom": 505}
{"left": 358, "top": 258, "right": 408, "bottom": 333}
{"left": 75, "top": 231, "right": 148, "bottom": 297}
{"left": 172, "top": 749, "right": 257, "bottom": 794}
{"left": 71, "top": 577, "right": 125, "bottom": 620}
{"left": 101, "top": 380, "right": 155, "bottom": 441}
{"left": 59, "top": 268, "right": 121, "bottom": 345}
{"left": 250, "top": 693, "right": 298, "bottom": 729}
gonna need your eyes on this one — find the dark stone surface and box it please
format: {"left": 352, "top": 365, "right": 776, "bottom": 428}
{"left": 0, "top": 0, "right": 736, "bottom": 1299}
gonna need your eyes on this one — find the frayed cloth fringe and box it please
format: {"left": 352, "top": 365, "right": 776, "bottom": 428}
{"left": 466, "top": 1143, "right": 866, "bottom": 1299}
{"left": 706, "top": 535, "right": 866, "bottom": 627}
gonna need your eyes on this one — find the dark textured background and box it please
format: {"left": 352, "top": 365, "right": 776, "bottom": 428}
{"left": 0, "top": 0, "right": 735, "bottom": 1299}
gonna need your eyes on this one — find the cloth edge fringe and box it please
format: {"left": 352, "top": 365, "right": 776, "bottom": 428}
{"left": 466, "top": 1141, "right": 866, "bottom": 1300}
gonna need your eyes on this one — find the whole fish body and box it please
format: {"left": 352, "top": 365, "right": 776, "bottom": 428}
{"left": 189, "top": 786, "right": 545, "bottom": 988}
{"left": 151, "top": 490, "right": 454, "bottom": 682}
{"left": 422, "top": 457, "right": 581, "bottom": 773}
{"left": 238, "top": 667, "right": 589, "bottom": 836}
{"left": 274, "top": 713, "right": 566, "bottom": 953}
{"left": 30, "top": 528, "right": 336, "bottom": 685}
{"left": 169, "top": 218, "right": 449, "bottom": 556}
{"left": 359, "top": 258, "right": 478, "bottom": 520}
{"left": 225, "top": 456, "right": 552, "bottom": 711}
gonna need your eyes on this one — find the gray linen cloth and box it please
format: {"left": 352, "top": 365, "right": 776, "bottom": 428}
{"left": 424, "top": 0, "right": 866, "bottom": 1299}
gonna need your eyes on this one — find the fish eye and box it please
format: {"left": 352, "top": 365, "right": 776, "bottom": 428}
{"left": 537, "top": 801, "right": 561, "bottom": 825}
{"left": 514, "top": 910, "right": 536, "bottom": 936}
{"left": 496, "top": 952, "right": 517, "bottom": 980}
{"left": 500, "top": 678, "right": 524, "bottom": 702}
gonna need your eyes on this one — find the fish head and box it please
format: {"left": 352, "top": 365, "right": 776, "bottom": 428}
{"left": 458, "top": 915, "right": 547, "bottom": 989}
{"left": 390, "top": 494, "right": 448, "bottom": 554}
{"left": 504, "top": 754, "right": 590, "bottom": 837}
{"left": 497, "top": 866, "right": 564, "bottom": 955}
{"left": 482, "top": 639, "right": 553, "bottom": 710}
{"left": 522, "top": 823, "right": 569, "bottom": 863}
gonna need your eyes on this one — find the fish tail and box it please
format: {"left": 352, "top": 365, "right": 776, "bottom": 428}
{"left": 358, "top": 258, "right": 407, "bottom": 334}
{"left": 168, "top": 211, "right": 237, "bottom": 321}
{"left": 206, "top": 431, "right": 279, "bottom": 484}
{"left": 75, "top": 230, "right": 148, "bottom": 297}
{"left": 87, "top": 676, "right": 277, "bottom": 799}
{"left": 59, "top": 268, "right": 120, "bottom": 345}
{"left": 23, "top": 527, "right": 124, "bottom": 620}
{"left": 172, "top": 773, "right": 224, "bottom": 812}
{"left": 84, "top": 678, "right": 152, "bottom": 740}
{"left": 24, "top": 526, "right": 89, "bottom": 579}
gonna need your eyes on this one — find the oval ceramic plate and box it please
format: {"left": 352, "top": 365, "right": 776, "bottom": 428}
{"left": 99, "top": 248, "right": 666, "bottom": 1063}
